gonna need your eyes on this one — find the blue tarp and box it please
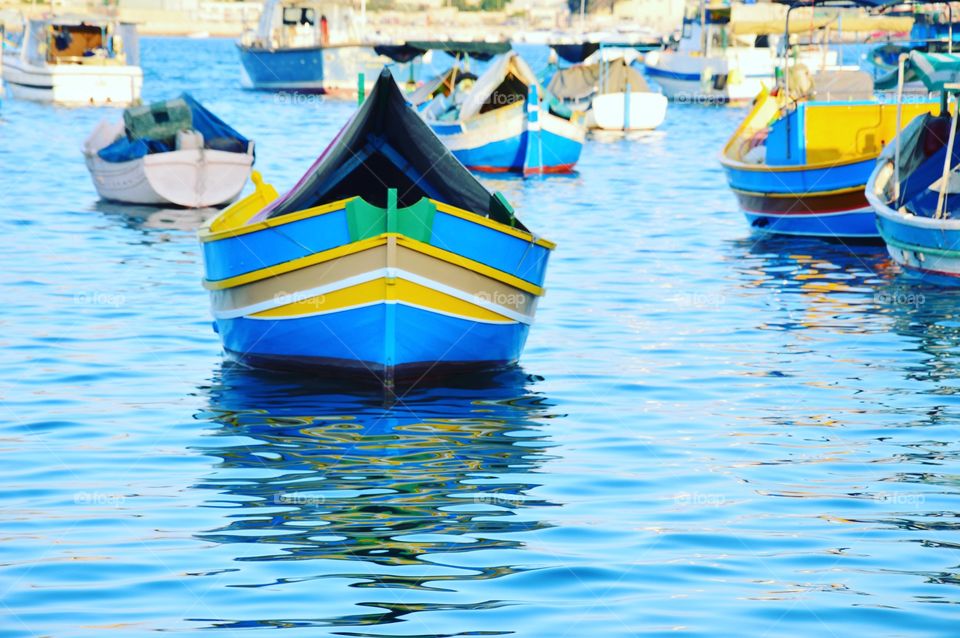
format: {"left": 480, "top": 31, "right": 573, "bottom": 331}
{"left": 97, "top": 138, "right": 170, "bottom": 162}
{"left": 98, "top": 93, "right": 250, "bottom": 163}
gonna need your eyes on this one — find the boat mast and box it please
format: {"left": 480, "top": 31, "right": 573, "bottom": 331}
{"left": 936, "top": 86, "right": 960, "bottom": 220}
{"left": 700, "top": 0, "right": 706, "bottom": 55}
{"left": 894, "top": 52, "right": 906, "bottom": 203}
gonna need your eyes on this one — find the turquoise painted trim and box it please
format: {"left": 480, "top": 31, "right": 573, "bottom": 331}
{"left": 882, "top": 232, "right": 960, "bottom": 258}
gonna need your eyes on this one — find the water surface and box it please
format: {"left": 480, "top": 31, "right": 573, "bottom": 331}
{"left": 1, "top": 37, "right": 958, "bottom": 637}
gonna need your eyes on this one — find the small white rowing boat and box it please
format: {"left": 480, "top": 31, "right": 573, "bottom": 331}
{"left": 83, "top": 94, "right": 254, "bottom": 208}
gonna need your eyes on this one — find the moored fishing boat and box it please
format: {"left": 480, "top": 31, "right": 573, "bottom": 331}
{"left": 199, "top": 69, "right": 554, "bottom": 386}
{"left": 720, "top": 69, "right": 941, "bottom": 238}
{"left": 83, "top": 94, "right": 254, "bottom": 208}
{"left": 645, "top": 2, "right": 837, "bottom": 104}
{"left": 374, "top": 40, "right": 509, "bottom": 108}
{"left": 547, "top": 48, "right": 667, "bottom": 131}
{"left": 238, "top": 0, "right": 411, "bottom": 96}
{"left": 421, "top": 51, "right": 585, "bottom": 175}
{"left": 867, "top": 51, "right": 960, "bottom": 284}
{"left": 2, "top": 15, "right": 141, "bottom": 106}
{"left": 720, "top": 0, "right": 942, "bottom": 238}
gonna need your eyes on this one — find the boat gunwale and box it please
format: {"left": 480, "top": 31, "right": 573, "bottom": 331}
{"left": 200, "top": 194, "right": 555, "bottom": 249}
{"left": 719, "top": 151, "right": 879, "bottom": 174}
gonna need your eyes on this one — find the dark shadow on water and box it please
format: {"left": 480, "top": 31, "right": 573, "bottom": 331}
{"left": 189, "top": 363, "right": 561, "bottom": 632}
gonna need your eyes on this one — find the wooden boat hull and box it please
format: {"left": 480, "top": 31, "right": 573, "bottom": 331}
{"left": 429, "top": 103, "right": 584, "bottom": 174}
{"left": 2, "top": 54, "right": 141, "bottom": 106}
{"left": 85, "top": 149, "right": 253, "bottom": 208}
{"left": 202, "top": 192, "right": 552, "bottom": 381}
{"left": 868, "top": 160, "right": 960, "bottom": 284}
{"left": 724, "top": 158, "right": 879, "bottom": 238}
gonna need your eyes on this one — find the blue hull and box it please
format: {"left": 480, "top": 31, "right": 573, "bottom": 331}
{"left": 238, "top": 46, "right": 325, "bottom": 91}
{"left": 724, "top": 158, "right": 875, "bottom": 195}
{"left": 745, "top": 209, "right": 877, "bottom": 238}
{"left": 725, "top": 159, "right": 878, "bottom": 238}
{"left": 218, "top": 303, "right": 531, "bottom": 376}
{"left": 434, "top": 128, "right": 583, "bottom": 173}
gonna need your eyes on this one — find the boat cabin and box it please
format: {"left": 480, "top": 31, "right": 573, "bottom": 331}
{"left": 21, "top": 17, "right": 138, "bottom": 66}
{"left": 245, "top": 0, "right": 359, "bottom": 49}
{"left": 728, "top": 74, "right": 939, "bottom": 168}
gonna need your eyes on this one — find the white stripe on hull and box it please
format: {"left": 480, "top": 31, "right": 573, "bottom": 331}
{"left": 214, "top": 267, "right": 535, "bottom": 324}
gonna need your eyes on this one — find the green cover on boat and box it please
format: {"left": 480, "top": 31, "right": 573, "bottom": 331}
{"left": 876, "top": 51, "right": 960, "bottom": 92}
{"left": 123, "top": 98, "right": 193, "bottom": 143}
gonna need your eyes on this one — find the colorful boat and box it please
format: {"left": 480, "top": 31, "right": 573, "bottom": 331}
{"left": 199, "top": 69, "right": 554, "bottom": 386}
{"left": 721, "top": 71, "right": 939, "bottom": 238}
{"left": 867, "top": 51, "right": 960, "bottom": 284}
{"left": 422, "top": 52, "right": 586, "bottom": 175}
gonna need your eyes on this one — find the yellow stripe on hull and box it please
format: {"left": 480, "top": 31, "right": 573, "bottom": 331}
{"left": 251, "top": 277, "right": 516, "bottom": 324}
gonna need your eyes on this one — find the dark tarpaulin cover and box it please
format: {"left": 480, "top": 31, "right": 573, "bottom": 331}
{"left": 547, "top": 58, "right": 650, "bottom": 100}
{"left": 263, "top": 69, "right": 520, "bottom": 227}
{"left": 375, "top": 40, "right": 511, "bottom": 63}
{"left": 553, "top": 42, "right": 600, "bottom": 64}
{"left": 97, "top": 92, "right": 251, "bottom": 163}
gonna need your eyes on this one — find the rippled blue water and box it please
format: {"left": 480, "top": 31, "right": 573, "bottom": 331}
{"left": 2, "top": 37, "right": 959, "bottom": 637}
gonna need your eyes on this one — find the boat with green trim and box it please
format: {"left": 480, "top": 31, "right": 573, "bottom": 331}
{"left": 868, "top": 51, "right": 960, "bottom": 284}
{"left": 199, "top": 69, "right": 554, "bottom": 386}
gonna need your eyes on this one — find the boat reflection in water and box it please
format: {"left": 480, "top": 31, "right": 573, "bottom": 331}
{"left": 732, "top": 234, "right": 892, "bottom": 334}
{"left": 191, "top": 364, "right": 559, "bottom": 630}
{"left": 94, "top": 200, "right": 219, "bottom": 236}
